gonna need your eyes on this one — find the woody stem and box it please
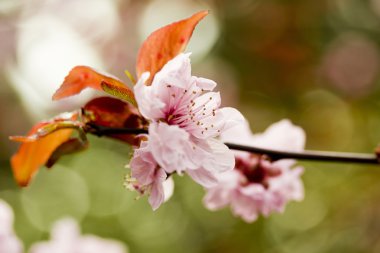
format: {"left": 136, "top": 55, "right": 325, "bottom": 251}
{"left": 87, "top": 124, "right": 379, "bottom": 165}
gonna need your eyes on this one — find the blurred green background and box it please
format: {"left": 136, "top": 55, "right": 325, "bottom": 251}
{"left": 2, "top": 0, "right": 380, "bottom": 252}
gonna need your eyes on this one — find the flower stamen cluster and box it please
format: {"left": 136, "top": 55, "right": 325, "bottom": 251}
{"left": 236, "top": 155, "right": 282, "bottom": 188}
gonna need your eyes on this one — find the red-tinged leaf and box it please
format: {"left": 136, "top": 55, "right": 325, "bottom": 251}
{"left": 46, "top": 138, "right": 89, "bottom": 168}
{"left": 53, "top": 66, "right": 137, "bottom": 106}
{"left": 84, "top": 97, "right": 146, "bottom": 145}
{"left": 11, "top": 125, "right": 73, "bottom": 187}
{"left": 136, "top": 10, "right": 208, "bottom": 84}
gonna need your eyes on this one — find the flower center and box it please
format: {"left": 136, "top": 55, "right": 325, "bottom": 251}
{"left": 163, "top": 84, "right": 221, "bottom": 136}
{"left": 236, "top": 155, "right": 282, "bottom": 188}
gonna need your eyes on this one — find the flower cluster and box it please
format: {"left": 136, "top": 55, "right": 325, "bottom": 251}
{"left": 128, "top": 53, "right": 243, "bottom": 209}
{"left": 204, "top": 120, "right": 305, "bottom": 222}
{"left": 9, "top": 10, "right": 307, "bottom": 222}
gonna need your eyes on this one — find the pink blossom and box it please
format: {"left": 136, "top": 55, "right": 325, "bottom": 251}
{"left": 130, "top": 53, "right": 243, "bottom": 209}
{"left": 128, "top": 141, "right": 174, "bottom": 210}
{"left": 0, "top": 200, "right": 23, "bottom": 253}
{"left": 203, "top": 119, "right": 306, "bottom": 223}
{"left": 29, "top": 218, "right": 127, "bottom": 253}
{"left": 135, "top": 53, "right": 242, "bottom": 140}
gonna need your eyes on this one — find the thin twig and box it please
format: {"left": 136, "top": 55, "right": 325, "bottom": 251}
{"left": 87, "top": 123, "right": 148, "bottom": 136}
{"left": 225, "top": 143, "right": 378, "bottom": 164}
{"left": 87, "top": 124, "right": 379, "bottom": 165}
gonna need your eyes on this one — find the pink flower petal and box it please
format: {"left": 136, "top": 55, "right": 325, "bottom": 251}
{"left": 202, "top": 170, "right": 242, "bottom": 210}
{"left": 29, "top": 218, "right": 127, "bottom": 253}
{"left": 0, "top": 200, "right": 15, "bottom": 235}
{"left": 251, "top": 119, "right": 306, "bottom": 152}
{"left": 130, "top": 141, "right": 157, "bottom": 185}
{"left": 149, "top": 168, "right": 167, "bottom": 211}
{"left": 231, "top": 191, "right": 260, "bottom": 223}
{"left": 187, "top": 168, "right": 218, "bottom": 188}
{"left": 195, "top": 77, "right": 216, "bottom": 91}
{"left": 163, "top": 176, "right": 175, "bottom": 202}
{"left": 148, "top": 122, "right": 197, "bottom": 174}
{"left": 153, "top": 53, "right": 192, "bottom": 89}
{"left": 195, "top": 138, "right": 235, "bottom": 173}
{"left": 0, "top": 200, "right": 23, "bottom": 253}
{"left": 134, "top": 72, "right": 166, "bottom": 120}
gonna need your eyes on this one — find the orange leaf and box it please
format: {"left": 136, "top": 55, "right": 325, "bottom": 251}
{"left": 53, "top": 66, "right": 136, "bottom": 105}
{"left": 136, "top": 10, "right": 208, "bottom": 84}
{"left": 11, "top": 123, "right": 73, "bottom": 186}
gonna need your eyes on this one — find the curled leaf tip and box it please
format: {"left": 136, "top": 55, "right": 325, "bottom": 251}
{"left": 52, "top": 66, "right": 91, "bottom": 101}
